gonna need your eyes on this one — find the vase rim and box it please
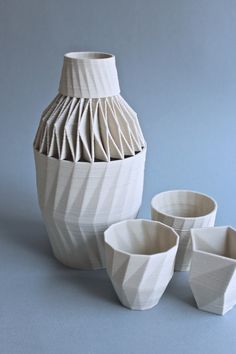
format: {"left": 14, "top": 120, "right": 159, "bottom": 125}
{"left": 64, "top": 52, "right": 115, "bottom": 61}
{"left": 59, "top": 51, "right": 119, "bottom": 98}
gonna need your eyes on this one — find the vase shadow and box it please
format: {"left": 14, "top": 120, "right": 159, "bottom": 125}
{"left": 0, "top": 214, "right": 53, "bottom": 260}
{"left": 0, "top": 213, "right": 120, "bottom": 307}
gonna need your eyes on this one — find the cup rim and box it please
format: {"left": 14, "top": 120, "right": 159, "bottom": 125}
{"left": 191, "top": 225, "right": 236, "bottom": 263}
{"left": 151, "top": 189, "right": 217, "bottom": 221}
{"left": 104, "top": 219, "right": 179, "bottom": 257}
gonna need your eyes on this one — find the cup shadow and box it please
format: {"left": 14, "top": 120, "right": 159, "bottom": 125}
{"left": 166, "top": 271, "right": 196, "bottom": 309}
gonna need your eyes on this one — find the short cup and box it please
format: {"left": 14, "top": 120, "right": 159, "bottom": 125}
{"left": 104, "top": 219, "right": 179, "bottom": 310}
{"left": 189, "top": 226, "right": 236, "bottom": 315}
{"left": 151, "top": 190, "right": 217, "bottom": 271}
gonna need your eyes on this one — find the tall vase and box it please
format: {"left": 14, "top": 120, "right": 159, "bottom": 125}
{"left": 33, "top": 52, "right": 146, "bottom": 269}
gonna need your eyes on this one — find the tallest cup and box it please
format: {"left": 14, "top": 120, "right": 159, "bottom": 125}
{"left": 33, "top": 52, "right": 146, "bottom": 269}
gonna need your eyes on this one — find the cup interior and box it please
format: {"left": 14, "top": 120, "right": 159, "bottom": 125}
{"left": 192, "top": 227, "right": 236, "bottom": 259}
{"left": 152, "top": 190, "right": 216, "bottom": 219}
{"left": 105, "top": 220, "right": 178, "bottom": 256}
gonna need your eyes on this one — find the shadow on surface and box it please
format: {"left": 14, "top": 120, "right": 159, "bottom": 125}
{"left": 166, "top": 271, "right": 196, "bottom": 309}
{"left": 0, "top": 213, "right": 52, "bottom": 260}
{"left": 52, "top": 268, "right": 121, "bottom": 307}
{"left": 0, "top": 212, "right": 119, "bottom": 307}
{"left": 0, "top": 213, "right": 54, "bottom": 259}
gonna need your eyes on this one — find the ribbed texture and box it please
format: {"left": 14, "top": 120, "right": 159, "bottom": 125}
{"left": 151, "top": 190, "right": 217, "bottom": 271}
{"left": 34, "top": 148, "right": 146, "bottom": 269}
{"left": 105, "top": 220, "right": 179, "bottom": 310}
{"left": 33, "top": 51, "right": 146, "bottom": 269}
{"left": 34, "top": 94, "right": 145, "bottom": 162}
{"left": 190, "top": 226, "right": 236, "bottom": 315}
{"left": 59, "top": 52, "right": 120, "bottom": 98}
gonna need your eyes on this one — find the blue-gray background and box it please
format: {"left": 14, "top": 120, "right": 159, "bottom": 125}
{"left": 0, "top": 1, "right": 236, "bottom": 353}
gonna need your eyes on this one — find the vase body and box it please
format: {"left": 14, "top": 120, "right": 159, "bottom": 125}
{"left": 33, "top": 52, "right": 146, "bottom": 269}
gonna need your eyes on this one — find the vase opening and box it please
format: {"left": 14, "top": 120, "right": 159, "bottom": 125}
{"left": 64, "top": 52, "right": 114, "bottom": 61}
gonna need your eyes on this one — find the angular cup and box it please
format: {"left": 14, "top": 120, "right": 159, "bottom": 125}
{"left": 189, "top": 226, "right": 236, "bottom": 315}
{"left": 104, "top": 219, "right": 179, "bottom": 310}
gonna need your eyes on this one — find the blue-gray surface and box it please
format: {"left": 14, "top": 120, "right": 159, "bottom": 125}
{"left": 0, "top": 0, "right": 236, "bottom": 353}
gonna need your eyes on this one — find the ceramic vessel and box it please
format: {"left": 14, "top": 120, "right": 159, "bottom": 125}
{"left": 104, "top": 219, "right": 179, "bottom": 310}
{"left": 33, "top": 52, "right": 146, "bottom": 269}
{"left": 189, "top": 226, "right": 236, "bottom": 315}
{"left": 151, "top": 190, "right": 217, "bottom": 271}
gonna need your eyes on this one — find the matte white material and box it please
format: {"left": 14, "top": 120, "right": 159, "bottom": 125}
{"left": 59, "top": 52, "right": 120, "bottom": 98}
{"left": 189, "top": 226, "right": 236, "bottom": 315}
{"left": 34, "top": 94, "right": 145, "bottom": 163}
{"left": 104, "top": 220, "right": 179, "bottom": 310}
{"left": 33, "top": 51, "right": 146, "bottom": 269}
{"left": 151, "top": 190, "right": 217, "bottom": 271}
{"left": 34, "top": 148, "right": 146, "bottom": 269}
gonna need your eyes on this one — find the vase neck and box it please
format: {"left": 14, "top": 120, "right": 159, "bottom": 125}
{"left": 59, "top": 52, "right": 120, "bottom": 98}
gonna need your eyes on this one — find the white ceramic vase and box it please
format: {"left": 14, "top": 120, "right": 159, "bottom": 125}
{"left": 104, "top": 219, "right": 179, "bottom": 310}
{"left": 189, "top": 226, "right": 236, "bottom": 315}
{"left": 33, "top": 52, "right": 146, "bottom": 269}
{"left": 151, "top": 190, "right": 217, "bottom": 271}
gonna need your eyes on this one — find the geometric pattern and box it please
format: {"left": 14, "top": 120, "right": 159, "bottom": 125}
{"left": 59, "top": 51, "right": 121, "bottom": 99}
{"left": 189, "top": 226, "right": 236, "bottom": 315}
{"left": 151, "top": 190, "right": 217, "bottom": 271}
{"left": 33, "top": 51, "right": 147, "bottom": 269}
{"left": 34, "top": 148, "right": 146, "bottom": 269}
{"left": 33, "top": 94, "right": 145, "bottom": 163}
{"left": 104, "top": 220, "right": 179, "bottom": 310}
